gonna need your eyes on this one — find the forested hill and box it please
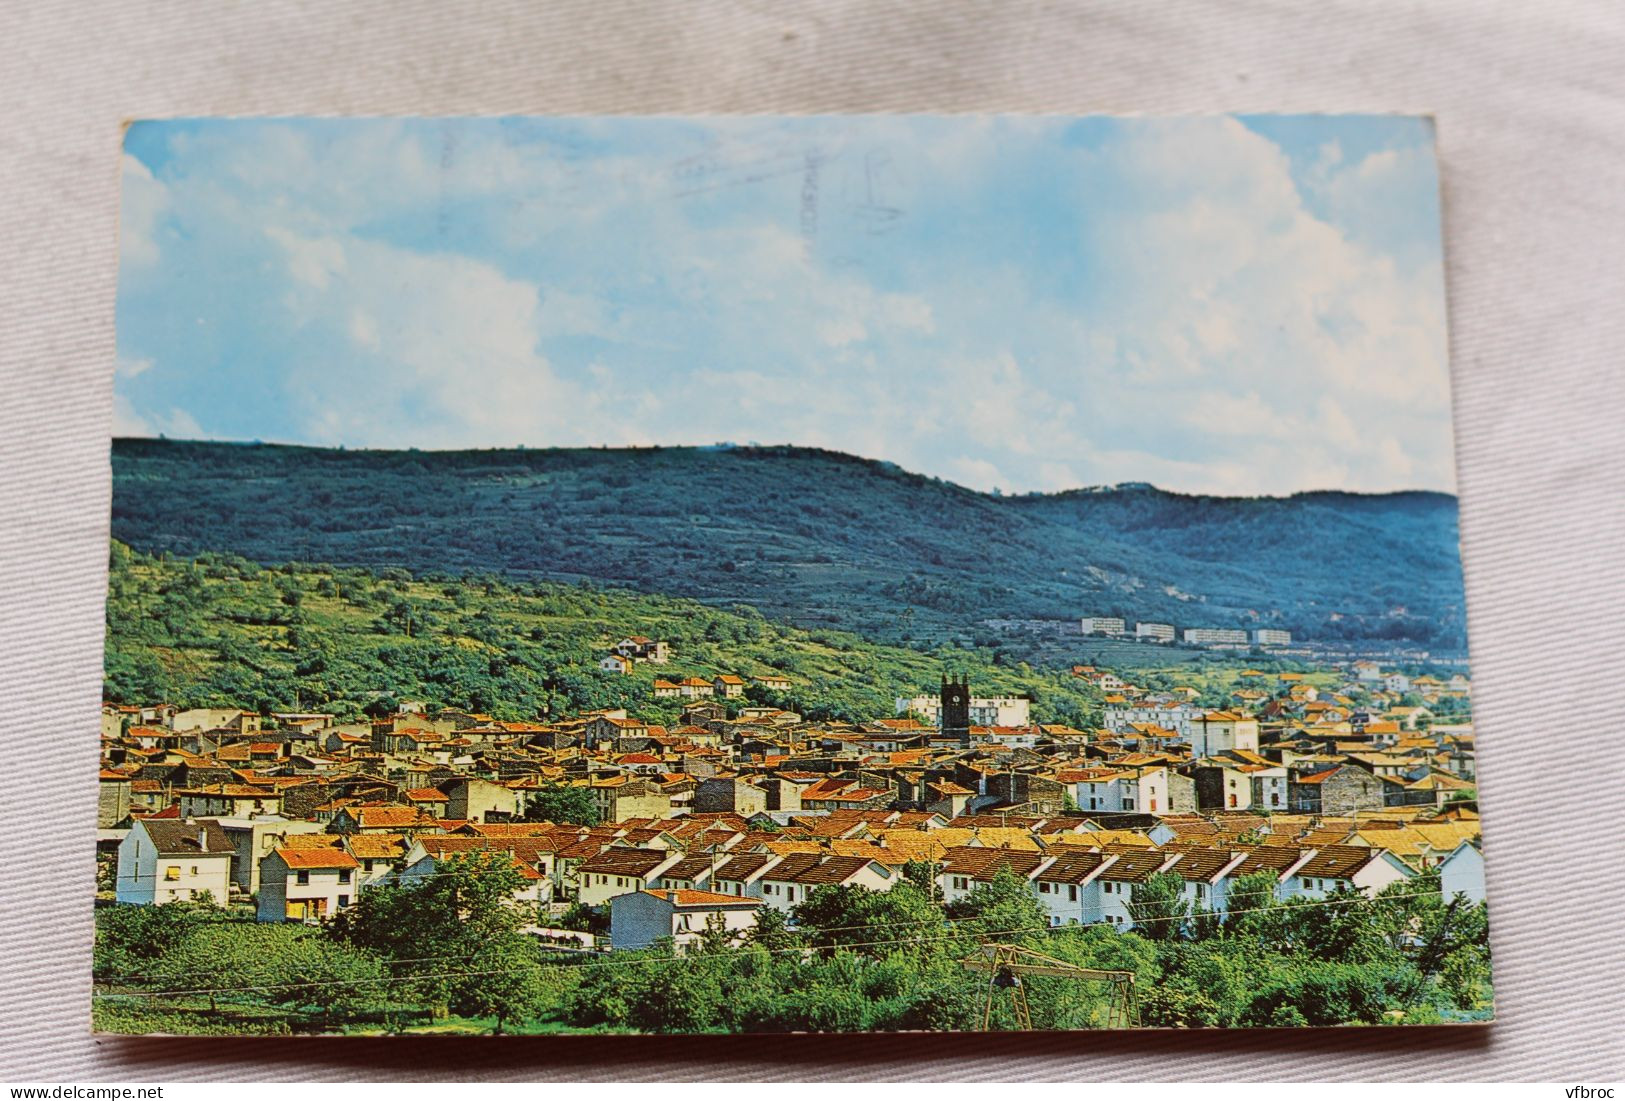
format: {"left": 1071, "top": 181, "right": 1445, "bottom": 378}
{"left": 109, "top": 439, "right": 1468, "bottom": 649}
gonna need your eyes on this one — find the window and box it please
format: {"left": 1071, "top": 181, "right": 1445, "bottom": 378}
{"left": 364, "top": 860, "right": 374, "bottom": 872}
{"left": 1228, "top": 794, "right": 1238, "bottom": 808}
{"left": 296, "top": 870, "right": 310, "bottom": 885}
{"left": 338, "top": 870, "right": 352, "bottom": 884}
{"left": 337, "top": 894, "right": 350, "bottom": 907}
{"left": 1038, "top": 882, "right": 1051, "bottom": 894}
{"left": 1068, "top": 885, "right": 1078, "bottom": 901}
{"left": 190, "top": 866, "right": 198, "bottom": 875}
{"left": 952, "top": 876, "right": 968, "bottom": 890}
{"left": 164, "top": 866, "right": 180, "bottom": 881}
{"left": 1271, "top": 793, "right": 1280, "bottom": 806}
{"left": 1150, "top": 798, "right": 1158, "bottom": 811}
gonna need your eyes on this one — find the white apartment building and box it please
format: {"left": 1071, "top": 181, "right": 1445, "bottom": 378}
{"left": 1080, "top": 617, "right": 1126, "bottom": 636}
{"left": 1103, "top": 700, "right": 1204, "bottom": 739}
{"left": 1182, "top": 627, "right": 1250, "bottom": 646}
{"left": 1135, "top": 622, "right": 1175, "bottom": 643}
{"left": 1251, "top": 628, "right": 1292, "bottom": 646}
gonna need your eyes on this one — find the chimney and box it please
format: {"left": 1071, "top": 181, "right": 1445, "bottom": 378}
{"left": 198, "top": 825, "right": 209, "bottom": 851}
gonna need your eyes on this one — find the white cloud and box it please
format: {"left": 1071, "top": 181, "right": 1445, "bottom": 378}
{"left": 115, "top": 117, "right": 1454, "bottom": 495}
{"left": 113, "top": 393, "right": 204, "bottom": 439}
{"left": 347, "top": 310, "right": 380, "bottom": 351}
{"left": 118, "top": 154, "right": 166, "bottom": 269}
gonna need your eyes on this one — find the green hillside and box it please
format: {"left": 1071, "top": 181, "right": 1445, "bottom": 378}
{"left": 109, "top": 439, "right": 1469, "bottom": 651}
{"left": 103, "top": 542, "right": 1113, "bottom": 725}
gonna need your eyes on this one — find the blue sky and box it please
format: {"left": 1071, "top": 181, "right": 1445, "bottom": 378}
{"left": 116, "top": 115, "right": 1453, "bottom": 495}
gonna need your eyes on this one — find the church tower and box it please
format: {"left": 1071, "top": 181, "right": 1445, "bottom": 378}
{"left": 941, "top": 673, "right": 972, "bottom": 747}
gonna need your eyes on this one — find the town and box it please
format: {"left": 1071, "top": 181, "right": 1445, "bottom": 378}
{"left": 99, "top": 635, "right": 1483, "bottom": 959}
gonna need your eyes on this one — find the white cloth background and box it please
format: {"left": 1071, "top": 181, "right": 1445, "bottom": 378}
{"left": 2, "top": 0, "right": 1623, "bottom": 1082}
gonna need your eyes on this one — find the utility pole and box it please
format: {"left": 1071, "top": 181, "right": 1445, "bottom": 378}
{"left": 960, "top": 943, "right": 1139, "bottom": 1030}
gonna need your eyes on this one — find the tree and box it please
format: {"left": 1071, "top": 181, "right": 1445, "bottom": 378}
{"left": 265, "top": 935, "right": 390, "bottom": 1030}
{"left": 456, "top": 936, "right": 550, "bottom": 1034}
{"left": 146, "top": 922, "right": 266, "bottom": 1013}
{"left": 945, "top": 865, "right": 1047, "bottom": 945}
{"left": 1126, "top": 871, "right": 1190, "bottom": 941}
{"left": 328, "top": 851, "right": 530, "bottom": 1017}
{"left": 745, "top": 905, "right": 801, "bottom": 954}
{"left": 1275, "top": 883, "right": 1386, "bottom": 963}
{"left": 94, "top": 899, "right": 205, "bottom": 981}
{"left": 793, "top": 882, "right": 945, "bottom": 958}
{"left": 900, "top": 858, "right": 943, "bottom": 902}
{"left": 520, "top": 783, "right": 600, "bottom": 826}
{"left": 1223, "top": 871, "right": 1280, "bottom": 937}
{"left": 1438, "top": 944, "right": 1490, "bottom": 1011}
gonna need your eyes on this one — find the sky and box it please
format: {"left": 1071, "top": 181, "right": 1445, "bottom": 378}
{"left": 115, "top": 115, "right": 1455, "bottom": 496}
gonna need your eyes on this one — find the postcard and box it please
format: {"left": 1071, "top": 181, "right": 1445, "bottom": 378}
{"left": 97, "top": 115, "right": 1488, "bottom": 1035}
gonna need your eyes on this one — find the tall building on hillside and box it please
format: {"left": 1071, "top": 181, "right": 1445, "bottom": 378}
{"left": 1251, "top": 628, "right": 1292, "bottom": 646}
{"left": 1182, "top": 627, "right": 1249, "bottom": 646}
{"left": 1135, "top": 622, "right": 1175, "bottom": 643}
{"left": 1081, "top": 616, "right": 1126, "bottom": 636}
{"left": 941, "top": 674, "right": 972, "bottom": 747}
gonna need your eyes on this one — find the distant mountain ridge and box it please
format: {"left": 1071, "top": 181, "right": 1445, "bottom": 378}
{"left": 108, "top": 439, "right": 1468, "bottom": 650}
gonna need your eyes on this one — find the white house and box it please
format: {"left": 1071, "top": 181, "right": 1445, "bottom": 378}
{"left": 1438, "top": 841, "right": 1487, "bottom": 906}
{"left": 1283, "top": 845, "right": 1416, "bottom": 900}
{"left": 1187, "top": 712, "right": 1260, "bottom": 758}
{"left": 575, "top": 847, "right": 683, "bottom": 907}
{"left": 609, "top": 889, "right": 762, "bottom": 950}
{"left": 115, "top": 818, "right": 233, "bottom": 907}
{"left": 708, "top": 852, "right": 783, "bottom": 899}
{"left": 1118, "top": 766, "right": 1170, "bottom": 814}
{"left": 938, "top": 847, "right": 1049, "bottom": 910}
{"left": 1060, "top": 766, "right": 1172, "bottom": 814}
{"left": 758, "top": 853, "right": 898, "bottom": 913}
{"left": 396, "top": 836, "right": 556, "bottom": 908}
{"left": 1092, "top": 848, "right": 1182, "bottom": 929}
{"left": 1057, "top": 768, "right": 1128, "bottom": 813}
{"left": 1248, "top": 766, "right": 1290, "bottom": 812}
{"left": 257, "top": 846, "right": 361, "bottom": 922}
{"left": 1030, "top": 849, "right": 1116, "bottom": 927}
{"left": 1162, "top": 848, "right": 1250, "bottom": 917}
{"left": 212, "top": 815, "right": 332, "bottom": 896}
